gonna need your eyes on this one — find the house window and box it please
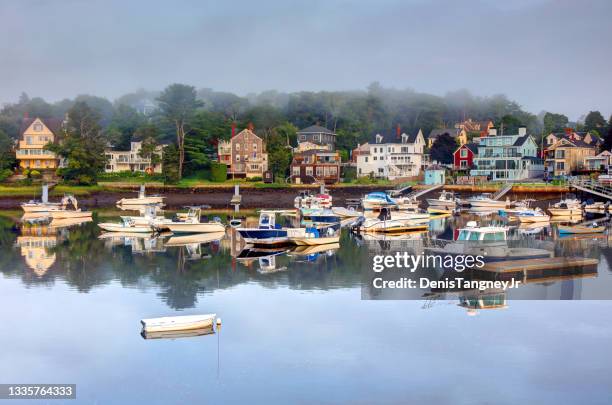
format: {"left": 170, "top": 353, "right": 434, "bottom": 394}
{"left": 300, "top": 135, "right": 306, "bottom": 141}
{"left": 253, "top": 143, "right": 257, "bottom": 150}
{"left": 306, "top": 166, "right": 313, "bottom": 176}
{"left": 250, "top": 164, "right": 259, "bottom": 171}
{"left": 26, "top": 136, "right": 32, "bottom": 145}
{"left": 460, "top": 160, "right": 468, "bottom": 168}
{"left": 236, "top": 155, "right": 240, "bottom": 162}
{"left": 373, "top": 156, "right": 377, "bottom": 161}
{"left": 236, "top": 143, "right": 240, "bottom": 151}
{"left": 316, "top": 167, "right": 323, "bottom": 176}
{"left": 460, "top": 149, "right": 468, "bottom": 158}
{"left": 292, "top": 167, "right": 300, "bottom": 176}
{"left": 365, "top": 157, "right": 368, "bottom": 163}
{"left": 329, "top": 167, "right": 337, "bottom": 175}
{"left": 33, "top": 123, "right": 43, "bottom": 132}
{"left": 556, "top": 162, "right": 565, "bottom": 170}
{"left": 555, "top": 150, "right": 565, "bottom": 159}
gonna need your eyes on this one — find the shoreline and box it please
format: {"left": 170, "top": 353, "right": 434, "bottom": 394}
{"left": 0, "top": 183, "right": 571, "bottom": 209}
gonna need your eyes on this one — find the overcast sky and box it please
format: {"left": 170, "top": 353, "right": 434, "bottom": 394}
{"left": 1, "top": 0, "right": 610, "bottom": 120}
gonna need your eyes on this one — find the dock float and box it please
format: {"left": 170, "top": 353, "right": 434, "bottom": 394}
{"left": 481, "top": 257, "right": 599, "bottom": 273}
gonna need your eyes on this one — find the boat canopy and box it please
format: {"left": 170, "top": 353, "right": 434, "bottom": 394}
{"left": 365, "top": 192, "right": 396, "bottom": 203}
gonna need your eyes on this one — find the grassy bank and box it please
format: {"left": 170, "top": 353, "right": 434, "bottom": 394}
{"left": 0, "top": 184, "right": 122, "bottom": 197}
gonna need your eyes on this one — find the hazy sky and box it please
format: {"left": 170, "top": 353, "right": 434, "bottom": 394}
{"left": 1, "top": 0, "right": 610, "bottom": 120}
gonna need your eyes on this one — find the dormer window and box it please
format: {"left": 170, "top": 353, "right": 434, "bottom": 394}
{"left": 401, "top": 134, "right": 408, "bottom": 144}
{"left": 33, "top": 123, "right": 43, "bottom": 132}
{"left": 375, "top": 134, "right": 383, "bottom": 144}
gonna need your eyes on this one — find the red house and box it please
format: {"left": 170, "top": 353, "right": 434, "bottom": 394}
{"left": 453, "top": 143, "right": 478, "bottom": 170}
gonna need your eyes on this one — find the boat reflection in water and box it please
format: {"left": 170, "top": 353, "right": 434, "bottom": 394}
{"left": 99, "top": 232, "right": 167, "bottom": 254}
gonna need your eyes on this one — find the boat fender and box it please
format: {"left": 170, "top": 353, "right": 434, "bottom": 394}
{"left": 216, "top": 318, "right": 222, "bottom": 326}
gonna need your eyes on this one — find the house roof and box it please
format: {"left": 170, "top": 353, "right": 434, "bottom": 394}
{"left": 454, "top": 143, "right": 478, "bottom": 155}
{"left": 298, "top": 125, "right": 335, "bottom": 135}
{"left": 513, "top": 135, "right": 530, "bottom": 147}
{"left": 371, "top": 130, "right": 420, "bottom": 144}
{"left": 548, "top": 137, "right": 594, "bottom": 149}
{"left": 20, "top": 117, "right": 63, "bottom": 136}
{"left": 428, "top": 128, "right": 461, "bottom": 139}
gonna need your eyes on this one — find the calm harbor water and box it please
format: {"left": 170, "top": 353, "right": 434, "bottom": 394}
{"left": 1, "top": 210, "right": 612, "bottom": 404}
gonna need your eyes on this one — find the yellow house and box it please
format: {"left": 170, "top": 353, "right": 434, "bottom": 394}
{"left": 544, "top": 137, "right": 597, "bottom": 176}
{"left": 16, "top": 117, "right": 63, "bottom": 170}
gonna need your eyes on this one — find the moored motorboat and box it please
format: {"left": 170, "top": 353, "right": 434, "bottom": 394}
{"left": 98, "top": 217, "right": 154, "bottom": 233}
{"left": 47, "top": 195, "right": 92, "bottom": 219}
{"left": 427, "top": 191, "right": 457, "bottom": 208}
{"left": 548, "top": 198, "right": 583, "bottom": 216}
{"left": 162, "top": 206, "right": 226, "bottom": 234}
{"left": 359, "top": 208, "right": 428, "bottom": 233}
{"left": 287, "top": 227, "right": 340, "bottom": 246}
{"left": 361, "top": 192, "right": 398, "bottom": 210}
{"left": 558, "top": 224, "right": 606, "bottom": 234}
{"left": 141, "top": 314, "right": 217, "bottom": 333}
{"left": 300, "top": 207, "right": 340, "bottom": 225}
{"left": 165, "top": 231, "right": 226, "bottom": 247}
{"left": 516, "top": 208, "right": 550, "bottom": 223}
{"left": 236, "top": 210, "right": 290, "bottom": 246}
{"left": 466, "top": 193, "right": 509, "bottom": 208}
{"left": 294, "top": 191, "right": 332, "bottom": 209}
{"left": 117, "top": 184, "right": 164, "bottom": 206}
{"left": 20, "top": 185, "right": 64, "bottom": 213}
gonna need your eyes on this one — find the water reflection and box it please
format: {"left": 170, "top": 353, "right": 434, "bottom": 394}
{"left": 1, "top": 211, "right": 612, "bottom": 311}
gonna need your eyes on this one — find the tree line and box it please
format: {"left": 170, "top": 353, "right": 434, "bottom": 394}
{"left": 0, "top": 83, "right": 610, "bottom": 184}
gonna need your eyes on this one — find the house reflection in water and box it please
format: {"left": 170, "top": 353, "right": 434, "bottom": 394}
{"left": 16, "top": 224, "right": 61, "bottom": 277}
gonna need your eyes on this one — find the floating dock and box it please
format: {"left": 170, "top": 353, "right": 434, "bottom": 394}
{"left": 476, "top": 257, "right": 599, "bottom": 283}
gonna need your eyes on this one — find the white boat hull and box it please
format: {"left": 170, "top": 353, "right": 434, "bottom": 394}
{"left": 117, "top": 197, "right": 164, "bottom": 206}
{"left": 49, "top": 210, "right": 92, "bottom": 219}
{"left": 548, "top": 208, "right": 582, "bottom": 216}
{"left": 518, "top": 215, "right": 550, "bottom": 223}
{"left": 331, "top": 207, "right": 362, "bottom": 218}
{"left": 21, "top": 203, "right": 63, "bottom": 213}
{"left": 141, "top": 314, "right": 216, "bottom": 333}
{"left": 468, "top": 199, "right": 508, "bottom": 208}
{"left": 98, "top": 223, "right": 154, "bottom": 233}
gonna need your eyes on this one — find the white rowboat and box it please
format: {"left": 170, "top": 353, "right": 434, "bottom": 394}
{"left": 141, "top": 314, "right": 216, "bottom": 333}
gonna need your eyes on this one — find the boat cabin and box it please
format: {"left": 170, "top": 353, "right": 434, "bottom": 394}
{"left": 456, "top": 222, "right": 507, "bottom": 241}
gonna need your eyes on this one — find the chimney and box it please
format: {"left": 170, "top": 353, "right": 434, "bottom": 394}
{"left": 518, "top": 127, "right": 527, "bottom": 136}
{"left": 231, "top": 122, "right": 236, "bottom": 138}
{"left": 247, "top": 122, "right": 254, "bottom": 131}
{"left": 488, "top": 128, "right": 497, "bottom": 136}
{"left": 396, "top": 124, "right": 401, "bottom": 139}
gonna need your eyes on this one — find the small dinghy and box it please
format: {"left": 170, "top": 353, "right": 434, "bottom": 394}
{"left": 141, "top": 314, "right": 217, "bottom": 333}
{"left": 141, "top": 325, "right": 215, "bottom": 340}
{"left": 558, "top": 224, "right": 606, "bottom": 235}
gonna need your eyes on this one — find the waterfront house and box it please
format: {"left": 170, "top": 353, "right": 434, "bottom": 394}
{"left": 290, "top": 149, "right": 341, "bottom": 184}
{"left": 584, "top": 150, "right": 612, "bottom": 171}
{"left": 104, "top": 141, "right": 164, "bottom": 173}
{"left": 545, "top": 130, "right": 600, "bottom": 148}
{"left": 427, "top": 128, "right": 468, "bottom": 148}
{"left": 424, "top": 165, "right": 446, "bottom": 185}
{"left": 16, "top": 116, "right": 63, "bottom": 170}
{"left": 455, "top": 119, "right": 494, "bottom": 134}
{"left": 218, "top": 127, "right": 269, "bottom": 178}
{"left": 297, "top": 125, "right": 336, "bottom": 151}
{"left": 470, "top": 127, "right": 544, "bottom": 181}
{"left": 544, "top": 137, "right": 597, "bottom": 176}
{"left": 453, "top": 143, "right": 478, "bottom": 170}
{"left": 354, "top": 128, "right": 425, "bottom": 180}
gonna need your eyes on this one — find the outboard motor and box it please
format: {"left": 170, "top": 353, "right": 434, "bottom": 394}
{"left": 350, "top": 216, "right": 365, "bottom": 233}
{"left": 378, "top": 207, "right": 391, "bottom": 221}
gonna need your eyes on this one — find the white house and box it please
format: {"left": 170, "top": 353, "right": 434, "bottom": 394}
{"left": 354, "top": 129, "right": 425, "bottom": 179}
{"left": 104, "top": 141, "right": 164, "bottom": 173}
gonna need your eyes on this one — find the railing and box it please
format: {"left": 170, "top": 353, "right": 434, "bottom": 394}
{"left": 569, "top": 179, "right": 612, "bottom": 200}
{"left": 16, "top": 149, "right": 56, "bottom": 157}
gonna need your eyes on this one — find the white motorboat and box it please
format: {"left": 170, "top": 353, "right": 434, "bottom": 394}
{"left": 294, "top": 191, "right": 332, "bottom": 209}
{"left": 395, "top": 196, "right": 420, "bottom": 210}
{"left": 361, "top": 192, "right": 398, "bottom": 210}
{"left": 427, "top": 191, "right": 457, "bottom": 208}
{"left": 21, "top": 185, "right": 64, "bottom": 213}
{"left": 165, "top": 231, "right": 226, "bottom": 247}
{"left": 517, "top": 208, "right": 550, "bottom": 223}
{"left": 47, "top": 195, "right": 92, "bottom": 219}
{"left": 121, "top": 204, "right": 173, "bottom": 230}
{"left": 548, "top": 197, "right": 582, "bottom": 216}
{"left": 359, "top": 208, "right": 428, "bottom": 233}
{"left": 237, "top": 210, "right": 290, "bottom": 246}
{"left": 466, "top": 193, "right": 509, "bottom": 208}
{"left": 98, "top": 217, "right": 154, "bottom": 233}
{"left": 287, "top": 227, "right": 340, "bottom": 246}
{"left": 162, "top": 206, "right": 226, "bottom": 234}
{"left": 141, "top": 314, "right": 216, "bottom": 333}
{"left": 117, "top": 184, "right": 164, "bottom": 206}
{"left": 425, "top": 221, "right": 552, "bottom": 261}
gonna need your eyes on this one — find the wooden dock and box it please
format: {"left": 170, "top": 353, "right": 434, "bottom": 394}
{"left": 481, "top": 257, "right": 599, "bottom": 273}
